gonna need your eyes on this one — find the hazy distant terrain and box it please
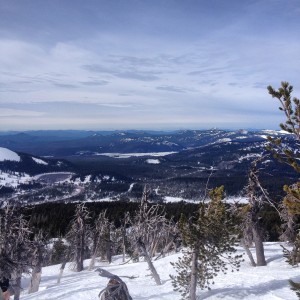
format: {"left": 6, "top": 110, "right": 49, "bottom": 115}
{"left": 0, "top": 129, "right": 296, "bottom": 205}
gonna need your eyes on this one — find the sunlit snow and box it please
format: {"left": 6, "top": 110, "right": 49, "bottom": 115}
{"left": 0, "top": 147, "right": 20, "bottom": 162}
{"left": 20, "top": 243, "right": 300, "bottom": 300}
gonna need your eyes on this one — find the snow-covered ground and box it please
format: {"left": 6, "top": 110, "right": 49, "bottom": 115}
{"left": 0, "top": 171, "right": 32, "bottom": 188}
{"left": 146, "top": 159, "right": 160, "bottom": 164}
{"left": 0, "top": 147, "right": 20, "bottom": 162}
{"left": 164, "top": 196, "right": 248, "bottom": 204}
{"left": 97, "top": 152, "right": 177, "bottom": 158}
{"left": 20, "top": 243, "right": 300, "bottom": 300}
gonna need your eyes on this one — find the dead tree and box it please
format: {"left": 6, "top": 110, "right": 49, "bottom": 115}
{"left": 0, "top": 206, "right": 32, "bottom": 300}
{"left": 120, "top": 212, "right": 131, "bottom": 263}
{"left": 57, "top": 246, "right": 71, "bottom": 284}
{"left": 66, "top": 203, "right": 90, "bottom": 272}
{"left": 28, "top": 233, "right": 47, "bottom": 294}
{"left": 88, "top": 210, "right": 109, "bottom": 270}
{"left": 243, "top": 158, "right": 274, "bottom": 267}
{"left": 128, "top": 186, "right": 174, "bottom": 285}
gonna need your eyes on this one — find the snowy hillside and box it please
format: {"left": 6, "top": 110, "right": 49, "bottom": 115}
{"left": 0, "top": 170, "right": 31, "bottom": 188}
{"left": 20, "top": 243, "right": 300, "bottom": 300}
{"left": 0, "top": 147, "right": 20, "bottom": 162}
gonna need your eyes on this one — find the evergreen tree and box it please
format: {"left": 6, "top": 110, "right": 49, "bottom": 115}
{"left": 267, "top": 82, "right": 300, "bottom": 203}
{"left": 267, "top": 82, "right": 300, "bottom": 262}
{"left": 171, "top": 186, "right": 242, "bottom": 300}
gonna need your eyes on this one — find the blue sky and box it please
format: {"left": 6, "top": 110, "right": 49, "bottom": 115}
{"left": 0, "top": 0, "right": 300, "bottom": 130}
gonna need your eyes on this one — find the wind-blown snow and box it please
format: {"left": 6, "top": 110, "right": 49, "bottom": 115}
{"left": 20, "top": 243, "right": 300, "bottom": 299}
{"left": 0, "top": 147, "right": 20, "bottom": 162}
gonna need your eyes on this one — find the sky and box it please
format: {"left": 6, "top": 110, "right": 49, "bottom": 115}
{"left": 0, "top": 0, "right": 300, "bottom": 131}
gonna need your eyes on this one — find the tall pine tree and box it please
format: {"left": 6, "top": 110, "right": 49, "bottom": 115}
{"left": 171, "top": 186, "right": 242, "bottom": 300}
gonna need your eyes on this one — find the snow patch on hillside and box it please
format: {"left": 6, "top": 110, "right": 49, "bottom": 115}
{"left": 146, "top": 159, "right": 160, "bottom": 164}
{"left": 238, "top": 153, "right": 262, "bottom": 162}
{"left": 164, "top": 196, "right": 248, "bottom": 204}
{"left": 97, "top": 152, "right": 177, "bottom": 158}
{"left": 217, "top": 138, "right": 232, "bottom": 143}
{"left": 0, "top": 147, "right": 20, "bottom": 162}
{"left": 32, "top": 157, "right": 48, "bottom": 165}
{"left": 0, "top": 171, "right": 31, "bottom": 187}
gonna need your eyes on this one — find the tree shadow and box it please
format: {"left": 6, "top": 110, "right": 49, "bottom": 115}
{"left": 199, "top": 276, "right": 300, "bottom": 299}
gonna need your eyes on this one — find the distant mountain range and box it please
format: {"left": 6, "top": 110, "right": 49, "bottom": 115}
{"left": 0, "top": 129, "right": 292, "bottom": 157}
{"left": 0, "top": 129, "right": 297, "bottom": 201}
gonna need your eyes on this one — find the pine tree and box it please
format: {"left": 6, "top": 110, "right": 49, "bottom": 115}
{"left": 267, "top": 82, "right": 300, "bottom": 261}
{"left": 171, "top": 186, "right": 242, "bottom": 300}
{"left": 267, "top": 82, "right": 300, "bottom": 298}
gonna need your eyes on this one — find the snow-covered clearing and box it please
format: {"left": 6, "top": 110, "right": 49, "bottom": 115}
{"left": 20, "top": 243, "right": 300, "bottom": 299}
{"left": 0, "top": 171, "right": 31, "bottom": 187}
{"left": 164, "top": 196, "right": 248, "bottom": 204}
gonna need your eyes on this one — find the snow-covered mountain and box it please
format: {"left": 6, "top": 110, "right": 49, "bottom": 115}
{"left": 0, "top": 129, "right": 292, "bottom": 157}
{"left": 0, "top": 147, "right": 74, "bottom": 188}
{"left": 0, "top": 147, "right": 21, "bottom": 162}
{"left": 0, "top": 129, "right": 296, "bottom": 203}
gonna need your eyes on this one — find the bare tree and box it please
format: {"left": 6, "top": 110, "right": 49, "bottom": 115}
{"left": 66, "top": 203, "right": 90, "bottom": 272}
{"left": 129, "top": 186, "right": 175, "bottom": 285}
{"left": 0, "top": 206, "right": 32, "bottom": 300}
{"left": 242, "top": 158, "right": 277, "bottom": 267}
{"left": 88, "top": 210, "right": 110, "bottom": 270}
{"left": 28, "top": 232, "right": 47, "bottom": 294}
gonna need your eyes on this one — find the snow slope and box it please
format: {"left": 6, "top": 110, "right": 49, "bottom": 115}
{"left": 0, "top": 147, "right": 20, "bottom": 162}
{"left": 20, "top": 243, "right": 300, "bottom": 300}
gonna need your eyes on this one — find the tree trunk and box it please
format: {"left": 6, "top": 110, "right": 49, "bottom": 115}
{"left": 28, "top": 244, "right": 43, "bottom": 293}
{"left": 253, "top": 226, "right": 267, "bottom": 266}
{"left": 89, "top": 254, "right": 97, "bottom": 271}
{"left": 76, "top": 231, "right": 85, "bottom": 272}
{"left": 106, "top": 240, "right": 112, "bottom": 264}
{"left": 28, "top": 270, "right": 42, "bottom": 294}
{"left": 137, "top": 239, "right": 161, "bottom": 285}
{"left": 189, "top": 248, "right": 198, "bottom": 300}
{"left": 13, "top": 275, "right": 21, "bottom": 300}
{"left": 122, "top": 233, "right": 126, "bottom": 263}
{"left": 241, "top": 238, "right": 256, "bottom": 267}
{"left": 57, "top": 260, "right": 67, "bottom": 284}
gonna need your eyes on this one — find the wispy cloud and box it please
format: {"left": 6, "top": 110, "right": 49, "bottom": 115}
{"left": 156, "top": 85, "right": 187, "bottom": 93}
{"left": 0, "top": 108, "right": 45, "bottom": 118}
{"left": 0, "top": 0, "right": 299, "bottom": 130}
{"left": 83, "top": 64, "right": 161, "bottom": 82}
